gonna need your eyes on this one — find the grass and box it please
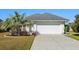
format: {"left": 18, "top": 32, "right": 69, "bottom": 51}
{"left": 67, "top": 32, "right": 79, "bottom": 41}
{"left": 0, "top": 32, "right": 35, "bottom": 50}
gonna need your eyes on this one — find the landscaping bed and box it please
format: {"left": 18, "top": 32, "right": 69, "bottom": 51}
{"left": 0, "top": 32, "right": 35, "bottom": 50}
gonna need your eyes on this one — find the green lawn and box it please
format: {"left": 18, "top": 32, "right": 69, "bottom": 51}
{"left": 67, "top": 32, "right": 79, "bottom": 41}
{"left": 0, "top": 32, "right": 35, "bottom": 50}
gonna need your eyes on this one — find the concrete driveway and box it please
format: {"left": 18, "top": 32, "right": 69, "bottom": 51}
{"left": 31, "top": 35, "right": 79, "bottom": 50}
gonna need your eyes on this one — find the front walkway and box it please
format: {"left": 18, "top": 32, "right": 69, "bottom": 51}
{"left": 31, "top": 35, "right": 79, "bottom": 50}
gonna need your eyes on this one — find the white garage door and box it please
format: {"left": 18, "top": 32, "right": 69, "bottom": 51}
{"left": 37, "top": 25, "right": 64, "bottom": 34}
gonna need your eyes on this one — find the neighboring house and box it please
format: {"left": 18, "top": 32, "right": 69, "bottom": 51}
{"left": 26, "top": 13, "right": 68, "bottom": 34}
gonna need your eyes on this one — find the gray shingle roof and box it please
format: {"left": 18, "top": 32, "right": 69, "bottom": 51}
{"left": 27, "top": 13, "right": 68, "bottom": 21}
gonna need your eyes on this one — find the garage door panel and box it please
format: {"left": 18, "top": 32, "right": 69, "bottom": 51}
{"left": 37, "top": 25, "right": 64, "bottom": 34}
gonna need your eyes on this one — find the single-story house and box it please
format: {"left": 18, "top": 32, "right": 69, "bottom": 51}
{"left": 26, "top": 13, "right": 68, "bottom": 34}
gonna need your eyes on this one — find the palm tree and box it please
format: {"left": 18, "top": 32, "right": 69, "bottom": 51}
{"left": 26, "top": 20, "right": 34, "bottom": 35}
{"left": 1, "top": 11, "right": 35, "bottom": 35}
{"left": 0, "top": 19, "right": 4, "bottom": 32}
{"left": 1, "top": 11, "right": 26, "bottom": 35}
{"left": 1, "top": 18, "right": 12, "bottom": 30}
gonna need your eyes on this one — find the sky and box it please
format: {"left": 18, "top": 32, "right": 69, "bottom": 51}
{"left": 0, "top": 9, "right": 79, "bottom": 22}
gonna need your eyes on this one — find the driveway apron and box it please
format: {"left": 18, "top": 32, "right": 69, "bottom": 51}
{"left": 31, "top": 35, "right": 79, "bottom": 50}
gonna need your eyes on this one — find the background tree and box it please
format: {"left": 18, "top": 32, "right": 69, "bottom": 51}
{"left": 71, "top": 15, "right": 79, "bottom": 32}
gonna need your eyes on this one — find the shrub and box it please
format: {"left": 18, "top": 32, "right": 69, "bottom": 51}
{"left": 64, "top": 25, "right": 70, "bottom": 33}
